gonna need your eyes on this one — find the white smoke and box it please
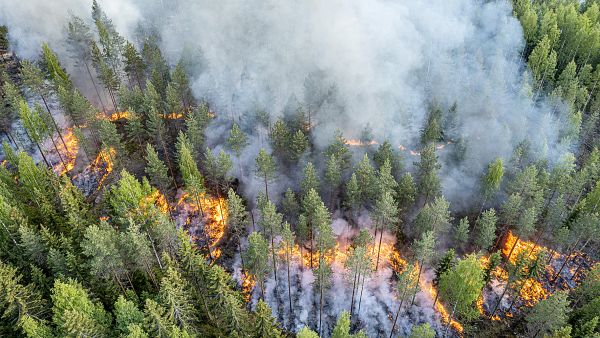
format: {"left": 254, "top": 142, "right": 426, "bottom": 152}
{"left": 0, "top": 0, "right": 574, "bottom": 206}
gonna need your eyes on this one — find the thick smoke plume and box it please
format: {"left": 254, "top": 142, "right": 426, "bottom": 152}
{"left": 0, "top": 0, "right": 573, "bottom": 206}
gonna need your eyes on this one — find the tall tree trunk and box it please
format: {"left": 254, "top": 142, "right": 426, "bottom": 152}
{"left": 264, "top": 174, "right": 269, "bottom": 201}
{"left": 84, "top": 62, "right": 107, "bottom": 112}
{"left": 506, "top": 236, "right": 520, "bottom": 263}
{"left": 159, "top": 135, "right": 178, "bottom": 190}
{"left": 358, "top": 268, "right": 367, "bottom": 314}
{"left": 490, "top": 280, "right": 511, "bottom": 317}
{"left": 271, "top": 233, "right": 277, "bottom": 282}
{"left": 49, "top": 134, "right": 67, "bottom": 170}
{"left": 287, "top": 249, "right": 293, "bottom": 319}
{"left": 375, "top": 229, "right": 384, "bottom": 271}
{"left": 350, "top": 269, "right": 358, "bottom": 317}
{"left": 310, "top": 228, "right": 314, "bottom": 269}
{"left": 410, "top": 261, "right": 424, "bottom": 306}
{"left": 146, "top": 231, "right": 164, "bottom": 269}
{"left": 318, "top": 281, "right": 324, "bottom": 337}
{"left": 389, "top": 288, "right": 407, "bottom": 338}
{"left": 40, "top": 95, "right": 68, "bottom": 150}
{"left": 35, "top": 141, "right": 51, "bottom": 167}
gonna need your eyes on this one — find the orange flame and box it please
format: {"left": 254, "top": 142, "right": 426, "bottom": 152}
{"left": 344, "top": 139, "right": 378, "bottom": 146}
{"left": 421, "top": 273, "right": 464, "bottom": 335}
{"left": 177, "top": 192, "right": 228, "bottom": 259}
{"left": 502, "top": 230, "right": 543, "bottom": 265}
{"left": 53, "top": 128, "right": 79, "bottom": 175}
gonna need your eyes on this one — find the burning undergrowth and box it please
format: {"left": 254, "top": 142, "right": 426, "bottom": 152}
{"left": 479, "top": 230, "right": 595, "bottom": 322}
{"left": 235, "top": 214, "right": 464, "bottom": 337}
{"left": 173, "top": 190, "right": 228, "bottom": 260}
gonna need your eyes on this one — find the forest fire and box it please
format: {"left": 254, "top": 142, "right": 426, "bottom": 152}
{"left": 518, "top": 278, "right": 547, "bottom": 306}
{"left": 502, "top": 230, "right": 543, "bottom": 264}
{"left": 176, "top": 192, "right": 228, "bottom": 259}
{"left": 140, "top": 189, "right": 170, "bottom": 214}
{"left": 345, "top": 139, "right": 378, "bottom": 146}
{"left": 164, "top": 112, "right": 184, "bottom": 120}
{"left": 242, "top": 272, "right": 256, "bottom": 302}
{"left": 108, "top": 111, "right": 130, "bottom": 121}
{"left": 94, "top": 147, "right": 115, "bottom": 189}
{"left": 52, "top": 128, "right": 79, "bottom": 175}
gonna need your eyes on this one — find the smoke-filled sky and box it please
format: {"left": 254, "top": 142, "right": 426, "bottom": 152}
{"left": 0, "top": 0, "right": 573, "bottom": 207}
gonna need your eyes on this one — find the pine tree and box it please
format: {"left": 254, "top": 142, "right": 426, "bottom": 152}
{"left": 414, "top": 196, "right": 452, "bottom": 239}
{"left": 177, "top": 134, "right": 206, "bottom": 217}
{"left": 374, "top": 139, "right": 403, "bottom": 176}
{"left": 252, "top": 300, "right": 282, "bottom": 338}
{"left": 227, "top": 188, "right": 249, "bottom": 268}
{"left": 281, "top": 188, "right": 299, "bottom": 224}
{"left": 123, "top": 41, "right": 146, "bottom": 88}
{"left": 474, "top": 209, "right": 498, "bottom": 251}
{"left": 227, "top": 123, "right": 248, "bottom": 177}
{"left": 325, "top": 154, "right": 342, "bottom": 210}
{"left": 269, "top": 120, "right": 291, "bottom": 159}
{"left": 114, "top": 295, "right": 145, "bottom": 335}
{"left": 438, "top": 254, "right": 484, "bottom": 325}
{"left": 301, "top": 188, "right": 329, "bottom": 269}
{"left": 66, "top": 15, "right": 106, "bottom": 111}
{"left": 259, "top": 200, "right": 283, "bottom": 282}
{"left": 526, "top": 291, "right": 570, "bottom": 337}
{"left": 245, "top": 232, "right": 270, "bottom": 300}
{"left": 18, "top": 100, "right": 50, "bottom": 167}
{"left": 331, "top": 311, "right": 366, "bottom": 338}
{"left": 0, "top": 261, "right": 47, "bottom": 335}
{"left": 454, "top": 216, "right": 470, "bottom": 248}
{"left": 51, "top": 279, "right": 111, "bottom": 337}
{"left": 354, "top": 153, "right": 377, "bottom": 206}
{"left": 145, "top": 143, "right": 171, "bottom": 195}
{"left": 432, "top": 249, "right": 456, "bottom": 306}
{"left": 397, "top": 172, "right": 417, "bottom": 212}
{"left": 301, "top": 162, "right": 320, "bottom": 197}
{"left": 324, "top": 130, "right": 351, "bottom": 170}
{"left": 346, "top": 229, "right": 372, "bottom": 317}
{"left": 373, "top": 190, "right": 398, "bottom": 270}
{"left": 158, "top": 266, "right": 197, "bottom": 332}
{"left": 280, "top": 221, "right": 295, "bottom": 318}
{"left": 410, "top": 231, "right": 435, "bottom": 305}
{"left": 81, "top": 220, "right": 129, "bottom": 291}
{"left": 415, "top": 143, "right": 441, "bottom": 206}
{"left": 314, "top": 203, "right": 334, "bottom": 336}
{"left": 255, "top": 149, "right": 277, "bottom": 201}
{"left": 480, "top": 158, "right": 504, "bottom": 211}
{"left": 20, "top": 60, "right": 68, "bottom": 152}
{"left": 345, "top": 173, "right": 361, "bottom": 222}
{"left": 290, "top": 129, "right": 309, "bottom": 161}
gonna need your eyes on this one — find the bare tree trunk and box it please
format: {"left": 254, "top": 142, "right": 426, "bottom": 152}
{"left": 389, "top": 288, "right": 407, "bottom": 338}
{"left": 84, "top": 62, "right": 107, "bottom": 112}
{"left": 40, "top": 95, "right": 68, "bottom": 150}
{"left": 350, "top": 269, "right": 358, "bottom": 317}
{"left": 287, "top": 249, "right": 293, "bottom": 319}
{"left": 375, "top": 229, "right": 384, "bottom": 270}
{"left": 410, "top": 261, "right": 424, "bottom": 306}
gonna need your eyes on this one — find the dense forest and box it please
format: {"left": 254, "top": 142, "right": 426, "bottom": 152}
{"left": 0, "top": 0, "right": 599, "bottom": 337}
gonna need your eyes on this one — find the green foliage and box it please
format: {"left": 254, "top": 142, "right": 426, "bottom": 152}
{"left": 438, "top": 254, "right": 485, "bottom": 321}
{"left": 527, "top": 292, "right": 571, "bottom": 337}
{"left": 409, "top": 323, "right": 435, "bottom": 338}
